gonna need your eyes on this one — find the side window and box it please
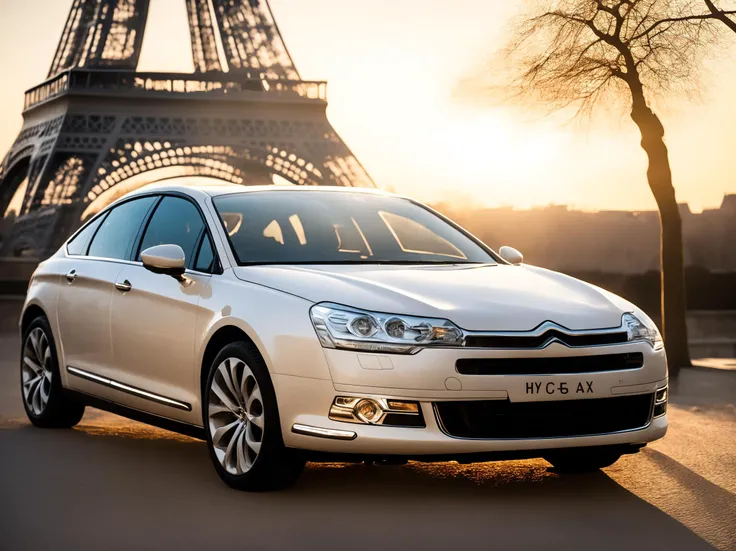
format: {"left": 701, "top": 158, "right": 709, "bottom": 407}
{"left": 66, "top": 213, "right": 106, "bottom": 256}
{"left": 194, "top": 233, "right": 216, "bottom": 273}
{"left": 88, "top": 196, "right": 156, "bottom": 260}
{"left": 138, "top": 196, "right": 205, "bottom": 267}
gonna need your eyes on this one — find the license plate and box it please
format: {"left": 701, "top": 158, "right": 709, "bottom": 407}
{"left": 525, "top": 380, "right": 594, "bottom": 396}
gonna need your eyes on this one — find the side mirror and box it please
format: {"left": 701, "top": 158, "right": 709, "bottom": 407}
{"left": 499, "top": 245, "right": 523, "bottom": 265}
{"left": 141, "top": 244, "right": 186, "bottom": 278}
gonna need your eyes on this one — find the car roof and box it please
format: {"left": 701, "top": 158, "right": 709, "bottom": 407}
{"left": 123, "top": 180, "right": 397, "bottom": 200}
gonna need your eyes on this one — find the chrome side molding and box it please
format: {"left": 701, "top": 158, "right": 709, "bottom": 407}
{"left": 66, "top": 366, "right": 192, "bottom": 411}
{"left": 291, "top": 423, "right": 357, "bottom": 441}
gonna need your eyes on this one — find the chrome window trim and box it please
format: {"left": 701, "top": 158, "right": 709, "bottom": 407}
{"left": 62, "top": 190, "right": 226, "bottom": 273}
{"left": 66, "top": 366, "right": 191, "bottom": 411}
{"left": 62, "top": 251, "right": 144, "bottom": 266}
{"left": 61, "top": 250, "right": 214, "bottom": 279}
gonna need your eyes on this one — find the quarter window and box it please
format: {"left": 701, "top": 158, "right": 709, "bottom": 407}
{"left": 88, "top": 196, "right": 156, "bottom": 260}
{"left": 194, "top": 233, "right": 216, "bottom": 273}
{"left": 66, "top": 213, "right": 106, "bottom": 256}
{"left": 138, "top": 196, "right": 205, "bottom": 267}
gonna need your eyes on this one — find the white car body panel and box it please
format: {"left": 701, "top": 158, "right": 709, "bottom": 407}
{"left": 232, "top": 263, "right": 625, "bottom": 331}
{"left": 55, "top": 257, "right": 122, "bottom": 379}
{"left": 21, "top": 183, "right": 668, "bottom": 458}
{"left": 108, "top": 265, "right": 212, "bottom": 423}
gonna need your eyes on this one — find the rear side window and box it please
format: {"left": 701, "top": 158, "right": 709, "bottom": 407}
{"left": 88, "top": 196, "right": 156, "bottom": 260}
{"left": 66, "top": 214, "right": 106, "bottom": 256}
{"left": 138, "top": 196, "right": 205, "bottom": 267}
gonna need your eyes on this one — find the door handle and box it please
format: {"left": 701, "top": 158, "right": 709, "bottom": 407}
{"left": 114, "top": 280, "right": 132, "bottom": 292}
{"left": 65, "top": 270, "right": 76, "bottom": 284}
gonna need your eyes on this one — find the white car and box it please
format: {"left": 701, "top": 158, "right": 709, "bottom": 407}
{"left": 20, "top": 183, "right": 668, "bottom": 491}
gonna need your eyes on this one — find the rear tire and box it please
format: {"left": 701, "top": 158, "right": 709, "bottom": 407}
{"left": 21, "top": 316, "right": 85, "bottom": 428}
{"left": 203, "top": 341, "right": 305, "bottom": 491}
{"left": 544, "top": 447, "right": 622, "bottom": 473}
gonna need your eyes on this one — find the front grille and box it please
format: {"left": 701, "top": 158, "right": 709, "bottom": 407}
{"left": 464, "top": 330, "right": 628, "bottom": 349}
{"left": 456, "top": 352, "right": 643, "bottom": 375}
{"left": 434, "top": 394, "right": 653, "bottom": 439}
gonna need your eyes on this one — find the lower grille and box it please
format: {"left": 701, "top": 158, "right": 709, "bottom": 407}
{"left": 434, "top": 394, "right": 653, "bottom": 439}
{"left": 455, "top": 353, "right": 644, "bottom": 375}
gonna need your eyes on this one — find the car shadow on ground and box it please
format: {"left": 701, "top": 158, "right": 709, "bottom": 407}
{"left": 0, "top": 325, "right": 730, "bottom": 550}
{"left": 0, "top": 419, "right": 720, "bottom": 551}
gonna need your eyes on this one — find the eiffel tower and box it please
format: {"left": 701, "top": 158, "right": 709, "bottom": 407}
{"left": 0, "top": 0, "right": 375, "bottom": 258}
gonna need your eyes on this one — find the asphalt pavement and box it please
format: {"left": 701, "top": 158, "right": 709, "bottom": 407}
{"left": 1, "top": 329, "right": 735, "bottom": 551}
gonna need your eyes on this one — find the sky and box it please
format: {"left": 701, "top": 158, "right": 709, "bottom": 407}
{"left": 0, "top": 0, "right": 735, "bottom": 212}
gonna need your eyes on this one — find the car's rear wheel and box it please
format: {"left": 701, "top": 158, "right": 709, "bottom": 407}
{"left": 544, "top": 447, "right": 622, "bottom": 473}
{"left": 21, "top": 316, "right": 85, "bottom": 428}
{"left": 203, "top": 341, "right": 305, "bottom": 491}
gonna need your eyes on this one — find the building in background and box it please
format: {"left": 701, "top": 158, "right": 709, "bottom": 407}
{"left": 435, "top": 194, "right": 736, "bottom": 274}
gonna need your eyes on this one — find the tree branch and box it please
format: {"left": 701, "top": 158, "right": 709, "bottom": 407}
{"left": 632, "top": 9, "right": 736, "bottom": 40}
{"left": 704, "top": 0, "right": 736, "bottom": 32}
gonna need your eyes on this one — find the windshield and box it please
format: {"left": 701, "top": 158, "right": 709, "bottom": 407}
{"left": 213, "top": 191, "right": 496, "bottom": 265}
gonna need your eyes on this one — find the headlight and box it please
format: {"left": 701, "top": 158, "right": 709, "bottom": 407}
{"left": 622, "top": 312, "right": 663, "bottom": 350}
{"left": 310, "top": 303, "right": 464, "bottom": 354}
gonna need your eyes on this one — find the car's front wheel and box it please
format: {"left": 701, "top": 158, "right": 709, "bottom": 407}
{"left": 203, "top": 341, "right": 305, "bottom": 491}
{"left": 544, "top": 447, "right": 622, "bottom": 473}
{"left": 21, "top": 316, "right": 85, "bottom": 428}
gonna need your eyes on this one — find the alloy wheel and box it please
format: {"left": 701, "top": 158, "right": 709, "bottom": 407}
{"left": 22, "top": 327, "right": 53, "bottom": 416}
{"left": 208, "top": 357, "right": 265, "bottom": 475}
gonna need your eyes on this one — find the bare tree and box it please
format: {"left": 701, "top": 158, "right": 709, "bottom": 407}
{"left": 704, "top": 0, "right": 736, "bottom": 31}
{"left": 472, "top": 0, "right": 736, "bottom": 373}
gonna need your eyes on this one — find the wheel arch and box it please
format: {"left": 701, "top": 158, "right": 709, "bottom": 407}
{"left": 199, "top": 323, "right": 266, "bottom": 398}
{"left": 20, "top": 303, "right": 47, "bottom": 336}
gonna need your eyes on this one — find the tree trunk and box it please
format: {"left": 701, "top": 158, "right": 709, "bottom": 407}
{"left": 629, "top": 95, "right": 690, "bottom": 375}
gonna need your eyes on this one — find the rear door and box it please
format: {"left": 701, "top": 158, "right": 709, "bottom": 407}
{"left": 109, "top": 195, "right": 217, "bottom": 422}
{"left": 58, "top": 196, "right": 157, "bottom": 396}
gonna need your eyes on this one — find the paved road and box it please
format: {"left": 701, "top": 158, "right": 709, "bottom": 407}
{"left": 1, "top": 330, "right": 735, "bottom": 551}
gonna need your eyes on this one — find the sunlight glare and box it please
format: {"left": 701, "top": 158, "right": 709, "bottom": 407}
{"left": 137, "top": 0, "right": 194, "bottom": 73}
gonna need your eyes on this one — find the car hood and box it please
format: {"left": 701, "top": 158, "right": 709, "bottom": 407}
{"left": 232, "top": 263, "right": 629, "bottom": 331}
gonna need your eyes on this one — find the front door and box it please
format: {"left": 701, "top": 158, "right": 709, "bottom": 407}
{"left": 109, "top": 195, "right": 215, "bottom": 423}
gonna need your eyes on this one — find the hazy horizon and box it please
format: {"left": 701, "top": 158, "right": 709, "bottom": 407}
{"left": 1, "top": 0, "right": 735, "bottom": 213}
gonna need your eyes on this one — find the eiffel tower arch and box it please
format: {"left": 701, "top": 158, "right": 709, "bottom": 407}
{"left": 0, "top": 0, "right": 374, "bottom": 258}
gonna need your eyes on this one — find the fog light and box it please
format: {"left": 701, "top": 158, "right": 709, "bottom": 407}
{"left": 329, "top": 396, "right": 424, "bottom": 427}
{"left": 655, "top": 387, "right": 667, "bottom": 404}
{"left": 354, "top": 399, "right": 382, "bottom": 423}
{"left": 654, "top": 386, "right": 667, "bottom": 418}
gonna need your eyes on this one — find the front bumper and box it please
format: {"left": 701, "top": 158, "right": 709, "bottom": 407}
{"left": 273, "top": 341, "right": 668, "bottom": 456}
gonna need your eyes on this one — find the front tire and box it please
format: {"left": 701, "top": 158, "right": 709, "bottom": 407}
{"left": 21, "top": 316, "right": 85, "bottom": 428}
{"left": 544, "top": 447, "right": 622, "bottom": 473}
{"left": 203, "top": 341, "right": 305, "bottom": 491}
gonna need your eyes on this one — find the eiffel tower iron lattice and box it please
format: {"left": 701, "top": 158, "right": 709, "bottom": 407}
{"left": 0, "top": 0, "right": 375, "bottom": 258}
